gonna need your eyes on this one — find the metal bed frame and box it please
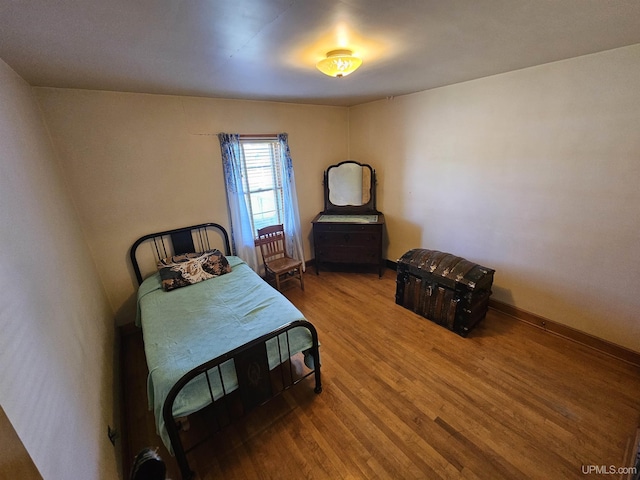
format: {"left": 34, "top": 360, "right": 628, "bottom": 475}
{"left": 130, "top": 222, "right": 322, "bottom": 480}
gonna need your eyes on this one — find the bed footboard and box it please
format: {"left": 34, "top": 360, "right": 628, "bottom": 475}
{"left": 163, "top": 319, "right": 322, "bottom": 480}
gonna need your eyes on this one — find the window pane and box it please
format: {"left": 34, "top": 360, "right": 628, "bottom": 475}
{"left": 250, "top": 191, "right": 277, "bottom": 217}
{"left": 240, "top": 139, "right": 284, "bottom": 236}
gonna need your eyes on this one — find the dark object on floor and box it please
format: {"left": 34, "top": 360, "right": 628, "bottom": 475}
{"left": 396, "top": 248, "right": 494, "bottom": 336}
{"left": 130, "top": 447, "right": 166, "bottom": 480}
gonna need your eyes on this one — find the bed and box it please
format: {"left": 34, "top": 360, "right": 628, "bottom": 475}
{"left": 130, "top": 222, "right": 322, "bottom": 480}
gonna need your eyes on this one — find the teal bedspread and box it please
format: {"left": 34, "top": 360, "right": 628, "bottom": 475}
{"left": 136, "top": 256, "right": 313, "bottom": 452}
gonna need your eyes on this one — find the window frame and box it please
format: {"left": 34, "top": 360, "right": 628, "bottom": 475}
{"left": 238, "top": 135, "right": 285, "bottom": 236}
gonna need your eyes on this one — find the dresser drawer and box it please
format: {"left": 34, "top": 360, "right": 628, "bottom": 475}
{"left": 315, "top": 230, "right": 380, "bottom": 247}
{"left": 316, "top": 246, "right": 379, "bottom": 264}
{"left": 313, "top": 223, "right": 379, "bottom": 234}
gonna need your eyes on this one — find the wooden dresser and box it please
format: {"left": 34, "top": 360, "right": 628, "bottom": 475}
{"left": 313, "top": 160, "right": 385, "bottom": 277}
{"left": 312, "top": 213, "right": 385, "bottom": 276}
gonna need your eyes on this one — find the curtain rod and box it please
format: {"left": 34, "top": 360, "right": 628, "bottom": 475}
{"left": 239, "top": 134, "right": 278, "bottom": 139}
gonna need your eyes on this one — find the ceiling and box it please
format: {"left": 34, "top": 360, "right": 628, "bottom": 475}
{"left": 2, "top": 0, "right": 640, "bottom": 107}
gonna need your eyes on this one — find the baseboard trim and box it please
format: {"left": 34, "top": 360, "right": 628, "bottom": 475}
{"left": 117, "top": 325, "right": 132, "bottom": 480}
{"left": 120, "top": 321, "right": 138, "bottom": 337}
{"left": 489, "top": 299, "right": 640, "bottom": 367}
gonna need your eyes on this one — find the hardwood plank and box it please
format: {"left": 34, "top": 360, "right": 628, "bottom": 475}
{"left": 0, "top": 405, "right": 43, "bottom": 480}
{"left": 122, "top": 268, "right": 640, "bottom": 479}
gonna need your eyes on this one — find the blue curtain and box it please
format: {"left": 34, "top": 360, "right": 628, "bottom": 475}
{"left": 218, "top": 133, "right": 259, "bottom": 271}
{"left": 218, "top": 133, "right": 304, "bottom": 273}
{"left": 278, "top": 133, "right": 305, "bottom": 271}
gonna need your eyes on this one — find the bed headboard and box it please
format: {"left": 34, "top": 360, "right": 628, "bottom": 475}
{"left": 130, "top": 222, "right": 232, "bottom": 285}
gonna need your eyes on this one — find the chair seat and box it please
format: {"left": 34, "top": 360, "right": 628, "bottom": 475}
{"left": 266, "top": 256, "right": 302, "bottom": 274}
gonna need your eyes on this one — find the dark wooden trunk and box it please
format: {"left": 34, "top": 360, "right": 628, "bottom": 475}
{"left": 395, "top": 249, "right": 494, "bottom": 337}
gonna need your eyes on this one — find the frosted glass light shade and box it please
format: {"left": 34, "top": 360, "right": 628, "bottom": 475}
{"left": 316, "top": 49, "right": 362, "bottom": 78}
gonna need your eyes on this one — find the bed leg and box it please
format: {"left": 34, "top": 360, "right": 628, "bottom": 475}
{"left": 167, "top": 420, "right": 194, "bottom": 480}
{"left": 175, "top": 452, "right": 194, "bottom": 480}
{"left": 312, "top": 348, "right": 322, "bottom": 394}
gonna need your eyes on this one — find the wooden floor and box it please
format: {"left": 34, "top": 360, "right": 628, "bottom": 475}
{"left": 121, "top": 268, "right": 640, "bottom": 480}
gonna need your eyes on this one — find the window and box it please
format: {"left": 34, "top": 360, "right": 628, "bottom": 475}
{"left": 219, "top": 132, "right": 303, "bottom": 272}
{"left": 239, "top": 138, "right": 284, "bottom": 235}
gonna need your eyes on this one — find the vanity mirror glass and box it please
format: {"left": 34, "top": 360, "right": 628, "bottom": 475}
{"left": 323, "top": 160, "right": 377, "bottom": 214}
{"left": 328, "top": 162, "right": 371, "bottom": 206}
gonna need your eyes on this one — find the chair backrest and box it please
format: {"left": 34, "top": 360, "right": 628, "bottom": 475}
{"left": 256, "top": 224, "right": 288, "bottom": 263}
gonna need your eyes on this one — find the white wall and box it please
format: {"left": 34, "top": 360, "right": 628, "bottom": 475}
{"left": 0, "top": 61, "right": 118, "bottom": 478}
{"left": 349, "top": 44, "right": 640, "bottom": 353}
{"left": 35, "top": 89, "right": 349, "bottom": 324}
{"left": 30, "top": 45, "right": 640, "bottom": 356}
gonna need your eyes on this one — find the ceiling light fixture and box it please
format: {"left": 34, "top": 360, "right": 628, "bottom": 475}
{"left": 316, "top": 49, "right": 362, "bottom": 78}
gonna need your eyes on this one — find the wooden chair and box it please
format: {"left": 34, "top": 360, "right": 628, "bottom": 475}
{"left": 256, "top": 224, "right": 304, "bottom": 291}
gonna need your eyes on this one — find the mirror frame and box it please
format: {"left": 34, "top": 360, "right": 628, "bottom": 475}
{"left": 323, "top": 160, "right": 378, "bottom": 214}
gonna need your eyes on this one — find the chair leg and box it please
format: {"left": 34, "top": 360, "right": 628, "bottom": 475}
{"left": 299, "top": 269, "right": 304, "bottom": 290}
{"left": 275, "top": 273, "right": 281, "bottom": 291}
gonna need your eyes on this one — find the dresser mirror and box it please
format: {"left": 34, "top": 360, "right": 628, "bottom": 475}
{"left": 323, "top": 160, "right": 378, "bottom": 214}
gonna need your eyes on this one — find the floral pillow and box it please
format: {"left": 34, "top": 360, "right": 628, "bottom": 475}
{"left": 157, "top": 249, "right": 232, "bottom": 291}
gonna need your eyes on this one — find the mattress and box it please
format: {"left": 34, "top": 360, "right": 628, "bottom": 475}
{"left": 136, "top": 256, "right": 313, "bottom": 451}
